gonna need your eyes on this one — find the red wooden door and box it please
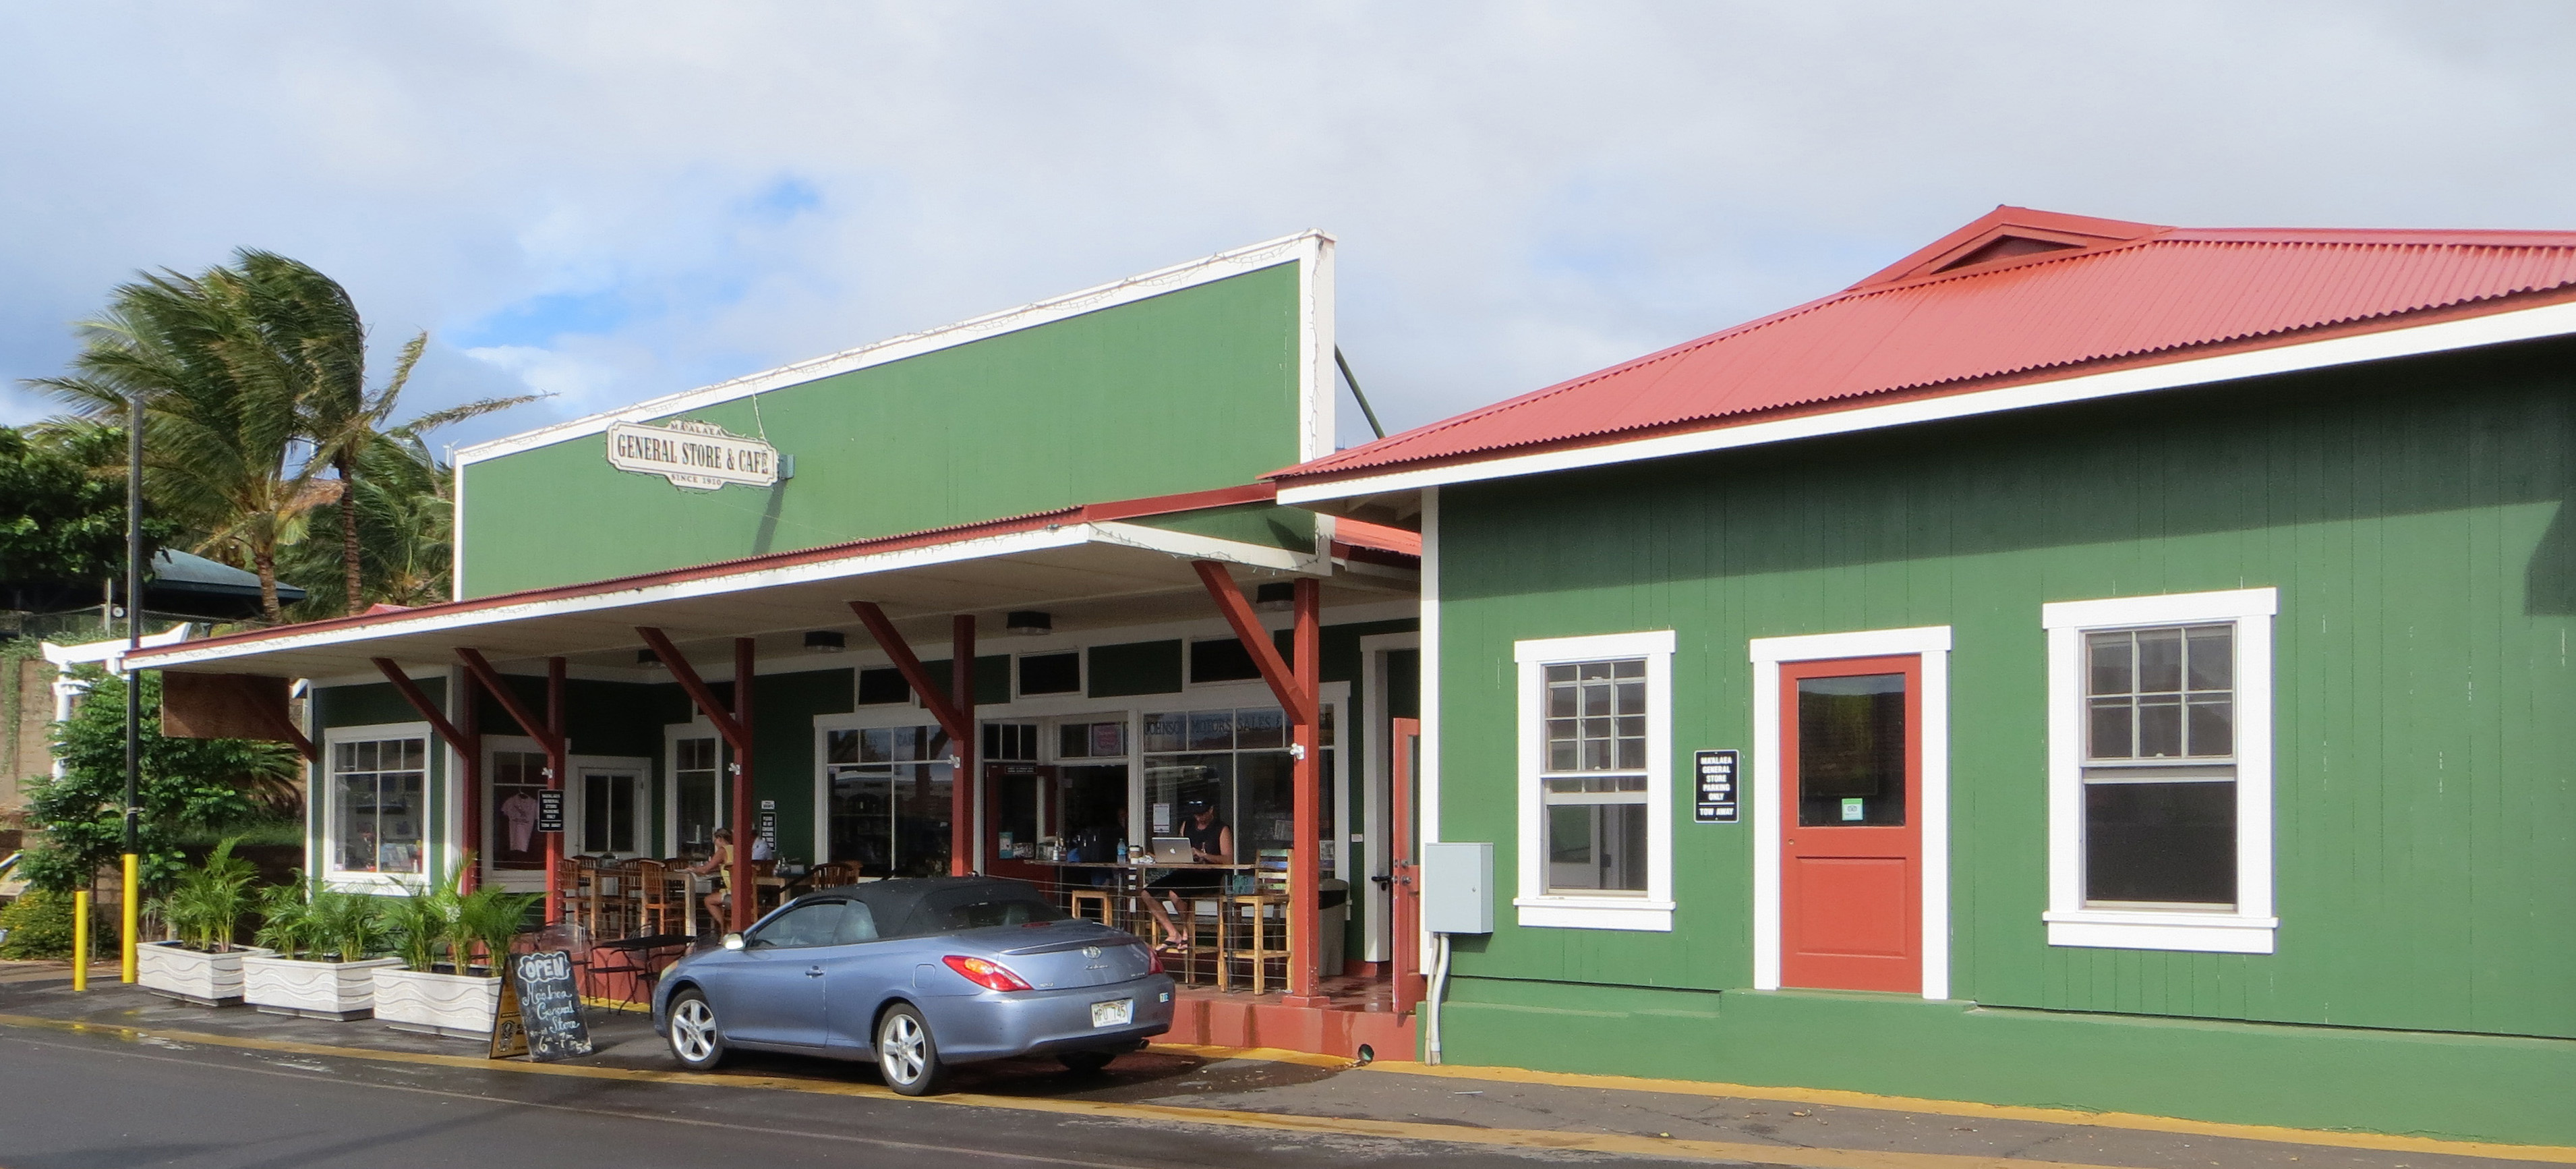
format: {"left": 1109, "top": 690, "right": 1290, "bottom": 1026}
{"left": 1778, "top": 654, "right": 1922, "bottom": 993}
{"left": 1388, "top": 717, "right": 1424, "bottom": 1013}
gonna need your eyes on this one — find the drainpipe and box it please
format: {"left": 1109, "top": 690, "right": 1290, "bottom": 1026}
{"left": 1424, "top": 932, "right": 1455, "bottom": 1065}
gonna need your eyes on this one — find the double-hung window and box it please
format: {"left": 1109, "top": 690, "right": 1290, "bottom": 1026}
{"left": 2043, "top": 589, "right": 2277, "bottom": 952}
{"left": 329, "top": 728, "right": 428, "bottom": 877}
{"left": 1514, "top": 630, "right": 1675, "bottom": 932}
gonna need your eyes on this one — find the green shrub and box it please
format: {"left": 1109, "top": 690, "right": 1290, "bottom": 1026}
{"left": 0, "top": 889, "right": 87, "bottom": 959}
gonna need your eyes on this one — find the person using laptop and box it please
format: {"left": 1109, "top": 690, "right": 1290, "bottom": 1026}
{"left": 1141, "top": 797, "right": 1231, "bottom": 952}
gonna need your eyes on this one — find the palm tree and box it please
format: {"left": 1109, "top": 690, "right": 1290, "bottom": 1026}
{"left": 229, "top": 252, "right": 537, "bottom": 615}
{"left": 30, "top": 266, "right": 328, "bottom": 621}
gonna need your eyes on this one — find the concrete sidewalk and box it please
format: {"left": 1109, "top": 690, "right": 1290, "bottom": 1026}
{"left": 2, "top": 961, "right": 2563, "bottom": 1169}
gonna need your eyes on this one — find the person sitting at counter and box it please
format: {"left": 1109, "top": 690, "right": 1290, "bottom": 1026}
{"left": 1140, "top": 799, "right": 1231, "bottom": 952}
{"left": 687, "top": 828, "right": 738, "bottom": 925}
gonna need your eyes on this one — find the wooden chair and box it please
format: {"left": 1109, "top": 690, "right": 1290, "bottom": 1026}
{"left": 1219, "top": 851, "right": 1292, "bottom": 993}
{"left": 630, "top": 860, "right": 677, "bottom": 937}
{"left": 554, "top": 857, "right": 593, "bottom": 932}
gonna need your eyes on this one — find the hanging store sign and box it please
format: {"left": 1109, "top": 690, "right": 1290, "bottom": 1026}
{"left": 606, "top": 420, "right": 783, "bottom": 491}
{"left": 536, "top": 790, "right": 564, "bottom": 834}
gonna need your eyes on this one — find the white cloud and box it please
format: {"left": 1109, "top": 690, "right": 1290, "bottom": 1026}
{"left": 5, "top": 1, "right": 2575, "bottom": 454}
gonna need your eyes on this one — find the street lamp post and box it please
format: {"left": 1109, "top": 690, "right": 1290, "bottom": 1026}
{"left": 119, "top": 392, "right": 141, "bottom": 984}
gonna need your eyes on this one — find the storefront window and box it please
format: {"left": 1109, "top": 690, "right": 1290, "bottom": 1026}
{"left": 825, "top": 725, "right": 953, "bottom": 877}
{"left": 333, "top": 736, "right": 426, "bottom": 875}
{"left": 1140, "top": 706, "right": 1333, "bottom": 863}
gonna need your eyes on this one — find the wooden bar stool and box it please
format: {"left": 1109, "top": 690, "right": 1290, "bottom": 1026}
{"left": 1069, "top": 888, "right": 1112, "bottom": 925}
{"left": 1220, "top": 853, "right": 1292, "bottom": 992}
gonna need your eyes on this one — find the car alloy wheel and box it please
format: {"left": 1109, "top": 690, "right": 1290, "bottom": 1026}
{"left": 877, "top": 1004, "right": 943, "bottom": 1095}
{"left": 668, "top": 991, "right": 726, "bottom": 1070}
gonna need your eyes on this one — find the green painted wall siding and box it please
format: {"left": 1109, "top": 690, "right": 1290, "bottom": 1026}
{"left": 1089, "top": 640, "right": 1183, "bottom": 697}
{"left": 1439, "top": 339, "right": 2576, "bottom": 1042}
{"left": 1436, "top": 978, "right": 2576, "bottom": 1147}
{"left": 744, "top": 668, "right": 854, "bottom": 863}
{"left": 459, "top": 264, "right": 1306, "bottom": 598}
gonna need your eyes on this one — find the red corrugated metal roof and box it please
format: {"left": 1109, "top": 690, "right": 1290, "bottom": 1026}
{"left": 1277, "top": 206, "right": 2576, "bottom": 484}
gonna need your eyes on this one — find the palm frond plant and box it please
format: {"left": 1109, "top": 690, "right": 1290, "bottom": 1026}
{"left": 309, "top": 887, "right": 388, "bottom": 962}
{"left": 252, "top": 877, "right": 318, "bottom": 959}
{"left": 446, "top": 855, "right": 537, "bottom": 977}
{"left": 150, "top": 838, "right": 258, "bottom": 952}
{"left": 382, "top": 870, "right": 460, "bottom": 974}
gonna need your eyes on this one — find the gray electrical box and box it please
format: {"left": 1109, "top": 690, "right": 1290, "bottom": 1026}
{"left": 1420, "top": 841, "right": 1494, "bottom": 934}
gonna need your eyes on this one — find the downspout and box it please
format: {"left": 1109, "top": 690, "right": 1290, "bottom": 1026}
{"left": 1426, "top": 931, "right": 1453, "bottom": 1065}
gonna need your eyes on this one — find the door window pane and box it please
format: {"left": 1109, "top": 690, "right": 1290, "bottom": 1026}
{"left": 1794, "top": 673, "right": 1906, "bottom": 827}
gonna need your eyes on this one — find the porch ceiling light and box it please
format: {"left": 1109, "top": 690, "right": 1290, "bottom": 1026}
{"left": 637, "top": 649, "right": 663, "bottom": 668}
{"left": 1006, "top": 610, "right": 1051, "bottom": 636}
{"left": 1254, "top": 582, "right": 1295, "bottom": 612}
{"left": 804, "top": 630, "right": 846, "bottom": 653}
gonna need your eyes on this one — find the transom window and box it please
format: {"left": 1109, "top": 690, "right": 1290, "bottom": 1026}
{"left": 332, "top": 736, "right": 426, "bottom": 875}
{"left": 1541, "top": 659, "right": 1648, "bottom": 894}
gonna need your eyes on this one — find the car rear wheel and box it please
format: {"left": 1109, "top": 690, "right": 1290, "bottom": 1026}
{"left": 876, "top": 1004, "right": 945, "bottom": 1095}
{"left": 1057, "top": 1050, "right": 1117, "bottom": 1075}
{"left": 667, "top": 990, "right": 726, "bottom": 1071}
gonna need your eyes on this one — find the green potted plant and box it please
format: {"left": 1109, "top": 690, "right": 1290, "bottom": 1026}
{"left": 136, "top": 839, "right": 275, "bottom": 1006}
{"left": 243, "top": 878, "right": 403, "bottom": 1020}
{"left": 372, "top": 858, "right": 535, "bottom": 1038}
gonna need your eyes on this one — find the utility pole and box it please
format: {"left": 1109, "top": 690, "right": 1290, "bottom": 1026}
{"left": 119, "top": 393, "right": 142, "bottom": 984}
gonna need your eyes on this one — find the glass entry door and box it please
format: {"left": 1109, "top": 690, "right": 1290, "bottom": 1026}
{"left": 1778, "top": 654, "right": 1923, "bottom": 993}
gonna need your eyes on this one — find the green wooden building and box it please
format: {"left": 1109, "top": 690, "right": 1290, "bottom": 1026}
{"left": 1273, "top": 208, "right": 2576, "bottom": 1145}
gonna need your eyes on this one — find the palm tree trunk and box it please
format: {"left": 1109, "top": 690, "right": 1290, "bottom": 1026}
{"left": 337, "top": 453, "right": 362, "bottom": 616}
{"left": 256, "top": 548, "right": 281, "bottom": 623}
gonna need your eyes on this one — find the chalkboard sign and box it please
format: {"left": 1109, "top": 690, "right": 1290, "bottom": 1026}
{"left": 505, "top": 950, "right": 592, "bottom": 1061}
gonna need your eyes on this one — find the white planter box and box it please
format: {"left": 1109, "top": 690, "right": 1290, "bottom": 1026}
{"left": 136, "top": 941, "right": 276, "bottom": 1006}
{"left": 243, "top": 955, "right": 406, "bottom": 1021}
{"left": 372, "top": 967, "right": 503, "bottom": 1039}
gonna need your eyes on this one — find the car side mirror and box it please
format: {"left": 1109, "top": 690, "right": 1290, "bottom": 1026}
{"left": 722, "top": 932, "right": 746, "bottom": 951}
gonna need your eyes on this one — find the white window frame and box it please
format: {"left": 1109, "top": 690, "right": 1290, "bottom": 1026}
{"left": 1513, "top": 630, "right": 1676, "bottom": 932}
{"left": 2043, "top": 588, "right": 2279, "bottom": 954}
{"left": 664, "top": 718, "right": 724, "bottom": 860}
{"left": 1749, "top": 626, "right": 1952, "bottom": 999}
{"left": 320, "top": 720, "right": 432, "bottom": 890}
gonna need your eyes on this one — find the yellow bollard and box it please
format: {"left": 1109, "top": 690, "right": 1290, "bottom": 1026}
{"left": 72, "top": 890, "right": 90, "bottom": 992}
{"left": 120, "top": 853, "right": 138, "bottom": 983}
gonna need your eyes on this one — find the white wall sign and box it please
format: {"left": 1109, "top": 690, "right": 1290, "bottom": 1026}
{"left": 606, "top": 420, "right": 782, "bottom": 490}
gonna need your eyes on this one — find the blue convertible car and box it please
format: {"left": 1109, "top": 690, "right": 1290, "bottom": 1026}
{"left": 651, "top": 876, "right": 1173, "bottom": 1094}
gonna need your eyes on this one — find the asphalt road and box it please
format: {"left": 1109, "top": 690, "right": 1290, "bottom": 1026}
{"left": 0, "top": 1023, "right": 1696, "bottom": 1169}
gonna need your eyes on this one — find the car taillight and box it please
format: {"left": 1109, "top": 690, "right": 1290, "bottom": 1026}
{"left": 943, "top": 954, "right": 1033, "bottom": 992}
{"left": 1144, "top": 947, "right": 1163, "bottom": 975}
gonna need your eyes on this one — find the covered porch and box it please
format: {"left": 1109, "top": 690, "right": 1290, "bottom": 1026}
{"left": 136, "top": 488, "right": 1430, "bottom": 1042}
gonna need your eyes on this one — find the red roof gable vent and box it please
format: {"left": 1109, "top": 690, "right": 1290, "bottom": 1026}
{"left": 1852, "top": 205, "right": 2166, "bottom": 289}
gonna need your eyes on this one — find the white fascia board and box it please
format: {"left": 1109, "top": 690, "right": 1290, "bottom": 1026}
{"left": 459, "top": 231, "right": 1335, "bottom": 465}
{"left": 133, "top": 521, "right": 1333, "bottom": 673}
{"left": 42, "top": 625, "right": 193, "bottom": 666}
{"left": 1277, "top": 298, "right": 2576, "bottom": 506}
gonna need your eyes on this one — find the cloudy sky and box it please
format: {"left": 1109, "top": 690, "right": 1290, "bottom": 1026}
{"left": 5, "top": 1, "right": 2573, "bottom": 453}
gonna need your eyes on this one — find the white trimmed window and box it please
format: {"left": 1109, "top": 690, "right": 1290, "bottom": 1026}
{"left": 1513, "top": 630, "right": 1675, "bottom": 932}
{"left": 325, "top": 724, "right": 430, "bottom": 878}
{"left": 2043, "top": 589, "right": 2278, "bottom": 953}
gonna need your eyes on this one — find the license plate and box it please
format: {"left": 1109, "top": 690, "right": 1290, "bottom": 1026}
{"left": 1090, "top": 998, "right": 1134, "bottom": 1028}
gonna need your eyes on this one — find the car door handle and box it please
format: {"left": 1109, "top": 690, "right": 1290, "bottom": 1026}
{"left": 805, "top": 967, "right": 825, "bottom": 977}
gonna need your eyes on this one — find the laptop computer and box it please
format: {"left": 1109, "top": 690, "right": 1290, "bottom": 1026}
{"left": 1151, "top": 836, "right": 1195, "bottom": 863}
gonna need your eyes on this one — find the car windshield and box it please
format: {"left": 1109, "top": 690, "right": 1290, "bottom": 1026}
{"left": 922, "top": 886, "right": 1065, "bottom": 932}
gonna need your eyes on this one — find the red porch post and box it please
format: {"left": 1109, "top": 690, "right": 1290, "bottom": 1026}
{"left": 369, "top": 660, "right": 476, "bottom": 889}
{"left": 732, "top": 637, "right": 755, "bottom": 930}
{"left": 952, "top": 615, "right": 977, "bottom": 876}
{"left": 456, "top": 669, "right": 481, "bottom": 893}
{"left": 633, "top": 629, "right": 758, "bottom": 932}
{"left": 1192, "top": 561, "right": 1324, "bottom": 1003}
{"left": 848, "top": 602, "right": 979, "bottom": 876}
{"left": 454, "top": 649, "right": 570, "bottom": 919}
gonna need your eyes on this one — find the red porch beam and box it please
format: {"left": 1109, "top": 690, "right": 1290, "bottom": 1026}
{"left": 1194, "top": 563, "right": 1326, "bottom": 1002}
{"left": 452, "top": 649, "right": 564, "bottom": 756}
{"left": 635, "top": 627, "right": 759, "bottom": 930}
{"left": 455, "top": 668, "right": 480, "bottom": 892}
{"left": 1192, "top": 561, "right": 1318, "bottom": 726}
{"left": 249, "top": 689, "right": 318, "bottom": 763}
{"left": 371, "top": 659, "right": 479, "bottom": 891}
{"left": 848, "top": 602, "right": 978, "bottom": 876}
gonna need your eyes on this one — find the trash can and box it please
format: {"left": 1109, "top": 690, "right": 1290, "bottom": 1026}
{"left": 1316, "top": 878, "right": 1349, "bottom": 975}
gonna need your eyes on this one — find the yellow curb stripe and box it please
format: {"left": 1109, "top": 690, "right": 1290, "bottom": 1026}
{"left": 1144, "top": 1041, "right": 1355, "bottom": 1070}
{"left": 0, "top": 1011, "right": 2174, "bottom": 1169}
{"left": 1362, "top": 1059, "right": 2576, "bottom": 1164}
